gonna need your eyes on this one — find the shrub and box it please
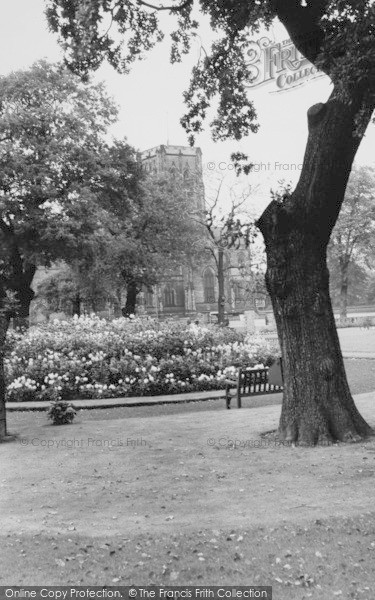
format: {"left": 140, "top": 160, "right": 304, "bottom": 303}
{"left": 47, "top": 400, "right": 77, "bottom": 425}
{"left": 5, "top": 315, "right": 280, "bottom": 402}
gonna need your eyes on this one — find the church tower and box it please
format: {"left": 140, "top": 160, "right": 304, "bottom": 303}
{"left": 138, "top": 145, "right": 205, "bottom": 318}
{"left": 140, "top": 145, "right": 205, "bottom": 211}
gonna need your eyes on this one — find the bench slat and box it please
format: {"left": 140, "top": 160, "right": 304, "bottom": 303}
{"left": 225, "top": 365, "right": 283, "bottom": 409}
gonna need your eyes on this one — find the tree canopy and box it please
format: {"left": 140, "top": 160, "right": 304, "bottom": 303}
{"left": 328, "top": 165, "right": 375, "bottom": 316}
{"left": 46, "top": 1, "right": 375, "bottom": 147}
{"left": 0, "top": 59, "right": 119, "bottom": 319}
{"left": 88, "top": 165, "right": 206, "bottom": 315}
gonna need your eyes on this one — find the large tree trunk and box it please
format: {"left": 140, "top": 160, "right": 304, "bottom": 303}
{"left": 339, "top": 261, "right": 349, "bottom": 319}
{"left": 265, "top": 231, "right": 371, "bottom": 444}
{"left": 124, "top": 280, "right": 138, "bottom": 316}
{"left": 258, "top": 93, "right": 374, "bottom": 445}
{"left": 13, "top": 265, "right": 36, "bottom": 329}
{"left": 13, "top": 289, "right": 34, "bottom": 329}
{"left": 0, "top": 314, "right": 10, "bottom": 441}
{"left": 217, "top": 247, "right": 226, "bottom": 325}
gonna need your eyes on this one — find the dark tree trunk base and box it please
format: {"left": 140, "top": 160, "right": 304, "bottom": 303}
{"left": 263, "top": 423, "right": 373, "bottom": 447}
{"left": 72, "top": 293, "right": 81, "bottom": 317}
{"left": 124, "top": 280, "right": 138, "bottom": 316}
{"left": 0, "top": 419, "right": 7, "bottom": 441}
{"left": 0, "top": 432, "right": 17, "bottom": 444}
{"left": 13, "top": 316, "right": 30, "bottom": 330}
{"left": 277, "top": 403, "right": 373, "bottom": 446}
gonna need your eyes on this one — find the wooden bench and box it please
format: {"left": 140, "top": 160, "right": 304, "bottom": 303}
{"left": 225, "top": 360, "right": 283, "bottom": 409}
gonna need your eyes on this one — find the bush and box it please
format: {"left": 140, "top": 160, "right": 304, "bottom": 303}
{"left": 5, "top": 315, "right": 280, "bottom": 402}
{"left": 47, "top": 400, "right": 76, "bottom": 425}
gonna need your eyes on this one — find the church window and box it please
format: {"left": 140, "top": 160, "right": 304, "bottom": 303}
{"left": 164, "top": 286, "right": 176, "bottom": 307}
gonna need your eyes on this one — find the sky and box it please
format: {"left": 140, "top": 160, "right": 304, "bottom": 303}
{"left": 1, "top": 0, "right": 374, "bottom": 217}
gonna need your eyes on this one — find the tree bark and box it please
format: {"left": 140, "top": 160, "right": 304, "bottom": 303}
{"left": 0, "top": 314, "right": 10, "bottom": 441}
{"left": 13, "top": 289, "right": 34, "bottom": 329}
{"left": 124, "top": 280, "right": 138, "bottom": 316}
{"left": 217, "top": 247, "right": 226, "bottom": 325}
{"left": 72, "top": 293, "right": 81, "bottom": 317}
{"left": 258, "top": 92, "right": 374, "bottom": 445}
{"left": 12, "top": 265, "right": 36, "bottom": 329}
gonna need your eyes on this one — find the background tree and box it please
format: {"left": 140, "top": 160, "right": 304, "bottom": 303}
{"left": 365, "top": 274, "right": 375, "bottom": 305}
{"left": 235, "top": 245, "right": 270, "bottom": 311}
{"left": 36, "top": 258, "right": 123, "bottom": 318}
{"left": 0, "top": 60, "right": 118, "bottom": 440}
{"left": 46, "top": 0, "right": 375, "bottom": 444}
{"left": 203, "top": 181, "right": 254, "bottom": 324}
{"left": 328, "top": 166, "right": 375, "bottom": 318}
{"left": 0, "top": 60, "right": 118, "bottom": 321}
{"left": 95, "top": 146, "right": 205, "bottom": 316}
{"left": 328, "top": 260, "right": 369, "bottom": 311}
{"left": 37, "top": 164, "right": 204, "bottom": 319}
{"left": 34, "top": 139, "right": 143, "bottom": 319}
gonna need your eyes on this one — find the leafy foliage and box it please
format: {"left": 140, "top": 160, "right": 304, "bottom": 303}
{"left": 318, "top": 0, "right": 375, "bottom": 124}
{"left": 329, "top": 166, "right": 375, "bottom": 263}
{"left": 45, "top": 0, "right": 375, "bottom": 157}
{"left": 35, "top": 162, "right": 205, "bottom": 315}
{"left": 0, "top": 60, "right": 118, "bottom": 317}
{"left": 47, "top": 399, "right": 77, "bottom": 425}
{"left": 328, "top": 165, "right": 375, "bottom": 309}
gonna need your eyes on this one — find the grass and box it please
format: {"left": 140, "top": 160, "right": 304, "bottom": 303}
{"left": 2, "top": 514, "right": 375, "bottom": 597}
{"left": 338, "top": 327, "right": 375, "bottom": 353}
{"left": 2, "top": 394, "right": 375, "bottom": 598}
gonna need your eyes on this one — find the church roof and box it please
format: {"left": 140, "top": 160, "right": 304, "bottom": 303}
{"left": 141, "top": 144, "right": 201, "bottom": 159}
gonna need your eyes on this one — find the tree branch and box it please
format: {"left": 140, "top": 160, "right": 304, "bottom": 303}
{"left": 136, "top": 0, "right": 192, "bottom": 12}
{"left": 272, "top": 0, "right": 328, "bottom": 67}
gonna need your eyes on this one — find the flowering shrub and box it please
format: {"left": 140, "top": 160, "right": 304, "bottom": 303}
{"left": 47, "top": 400, "right": 77, "bottom": 425}
{"left": 5, "top": 315, "right": 279, "bottom": 402}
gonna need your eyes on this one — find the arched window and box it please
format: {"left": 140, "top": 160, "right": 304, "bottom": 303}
{"left": 203, "top": 269, "right": 216, "bottom": 303}
{"left": 183, "top": 164, "right": 191, "bottom": 181}
{"left": 164, "top": 286, "right": 176, "bottom": 307}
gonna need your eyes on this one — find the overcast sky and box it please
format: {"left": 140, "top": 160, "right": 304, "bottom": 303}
{"left": 1, "top": 0, "right": 374, "bottom": 216}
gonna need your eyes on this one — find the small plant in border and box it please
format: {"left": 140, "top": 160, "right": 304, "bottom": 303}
{"left": 47, "top": 400, "right": 77, "bottom": 425}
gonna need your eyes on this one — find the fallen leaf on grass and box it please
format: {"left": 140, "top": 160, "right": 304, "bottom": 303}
{"left": 55, "top": 559, "right": 65, "bottom": 568}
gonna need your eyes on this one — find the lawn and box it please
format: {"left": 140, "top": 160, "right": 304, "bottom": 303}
{"left": 338, "top": 327, "right": 375, "bottom": 354}
{"left": 2, "top": 394, "right": 375, "bottom": 599}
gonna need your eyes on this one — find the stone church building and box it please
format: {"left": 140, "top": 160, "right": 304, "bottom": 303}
{"left": 137, "top": 144, "right": 257, "bottom": 321}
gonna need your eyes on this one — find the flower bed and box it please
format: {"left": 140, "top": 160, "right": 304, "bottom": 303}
{"left": 5, "top": 315, "right": 280, "bottom": 402}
